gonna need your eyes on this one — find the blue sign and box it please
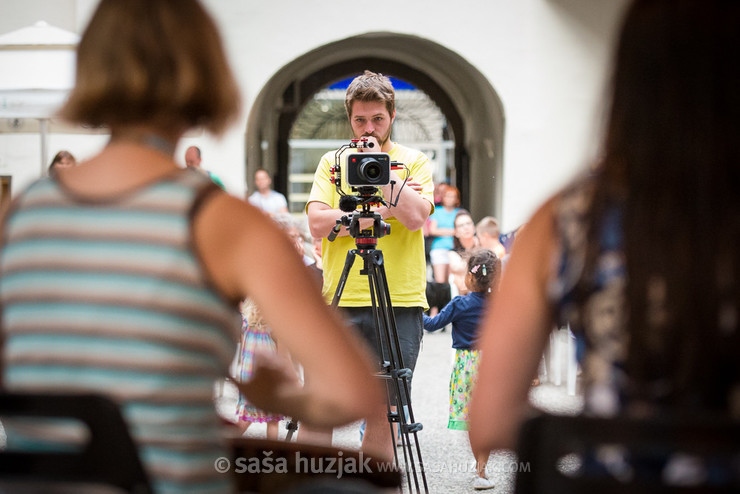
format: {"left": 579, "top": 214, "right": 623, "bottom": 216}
{"left": 328, "top": 76, "right": 416, "bottom": 90}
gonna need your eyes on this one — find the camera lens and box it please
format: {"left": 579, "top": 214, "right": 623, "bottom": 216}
{"left": 359, "top": 159, "right": 382, "bottom": 183}
{"left": 346, "top": 153, "right": 389, "bottom": 187}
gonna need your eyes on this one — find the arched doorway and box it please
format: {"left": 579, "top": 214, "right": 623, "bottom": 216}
{"left": 246, "top": 32, "right": 505, "bottom": 221}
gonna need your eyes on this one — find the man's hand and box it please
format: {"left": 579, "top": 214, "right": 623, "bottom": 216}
{"left": 373, "top": 204, "right": 391, "bottom": 219}
{"left": 358, "top": 135, "right": 380, "bottom": 152}
{"left": 379, "top": 168, "right": 431, "bottom": 231}
{"left": 404, "top": 176, "right": 423, "bottom": 193}
{"left": 382, "top": 171, "right": 424, "bottom": 204}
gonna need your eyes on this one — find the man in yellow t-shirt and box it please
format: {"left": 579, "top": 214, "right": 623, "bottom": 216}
{"left": 306, "top": 70, "right": 434, "bottom": 459}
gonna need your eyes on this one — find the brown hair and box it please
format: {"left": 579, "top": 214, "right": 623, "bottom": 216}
{"left": 344, "top": 70, "right": 395, "bottom": 119}
{"left": 575, "top": 0, "right": 740, "bottom": 408}
{"left": 59, "top": 0, "right": 240, "bottom": 135}
{"left": 48, "top": 150, "right": 77, "bottom": 176}
{"left": 49, "top": 150, "right": 76, "bottom": 167}
{"left": 452, "top": 209, "right": 476, "bottom": 252}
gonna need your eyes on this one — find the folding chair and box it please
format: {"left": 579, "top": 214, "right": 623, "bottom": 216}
{"left": 0, "top": 392, "right": 152, "bottom": 493}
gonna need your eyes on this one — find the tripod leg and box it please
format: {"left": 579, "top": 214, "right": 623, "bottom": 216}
{"left": 331, "top": 249, "right": 357, "bottom": 308}
{"left": 368, "top": 252, "right": 428, "bottom": 493}
{"left": 333, "top": 246, "right": 428, "bottom": 493}
{"left": 284, "top": 419, "right": 298, "bottom": 441}
{"left": 359, "top": 258, "right": 399, "bottom": 466}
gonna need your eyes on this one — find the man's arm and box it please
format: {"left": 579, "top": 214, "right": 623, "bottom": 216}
{"left": 379, "top": 171, "right": 432, "bottom": 232}
{"left": 307, "top": 201, "right": 348, "bottom": 239}
{"left": 306, "top": 201, "right": 389, "bottom": 239}
{"left": 306, "top": 152, "right": 353, "bottom": 239}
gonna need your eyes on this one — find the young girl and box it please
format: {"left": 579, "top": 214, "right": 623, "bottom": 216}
{"left": 235, "top": 300, "right": 284, "bottom": 439}
{"left": 423, "top": 248, "right": 500, "bottom": 490}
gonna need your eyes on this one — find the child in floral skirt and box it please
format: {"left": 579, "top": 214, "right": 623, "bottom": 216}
{"left": 422, "top": 248, "right": 500, "bottom": 490}
{"left": 235, "top": 300, "right": 284, "bottom": 439}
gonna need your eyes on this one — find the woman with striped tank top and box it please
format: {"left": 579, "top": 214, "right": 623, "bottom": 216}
{"left": 0, "top": 1, "right": 383, "bottom": 492}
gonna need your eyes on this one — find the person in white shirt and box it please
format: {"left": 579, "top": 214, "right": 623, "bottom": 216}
{"left": 248, "top": 168, "right": 288, "bottom": 215}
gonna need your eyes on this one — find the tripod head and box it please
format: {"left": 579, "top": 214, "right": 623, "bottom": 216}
{"left": 327, "top": 194, "right": 390, "bottom": 248}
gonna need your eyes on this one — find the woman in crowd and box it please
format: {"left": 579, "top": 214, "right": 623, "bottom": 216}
{"left": 448, "top": 209, "right": 480, "bottom": 296}
{"left": 427, "top": 185, "right": 461, "bottom": 283}
{"left": 470, "top": 0, "right": 740, "bottom": 473}
{"left": 0, "top": 1, "right": 382, "bottom": 492}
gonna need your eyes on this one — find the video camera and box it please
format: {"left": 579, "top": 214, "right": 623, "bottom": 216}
{"left": 330, "top": 138, "right": 404, "bottom": 205}
{"left": 346, "top": 152, "right": 391, "bottom": 187}
{"left": 326, "top": 138, "right": 409, "bottom": 242}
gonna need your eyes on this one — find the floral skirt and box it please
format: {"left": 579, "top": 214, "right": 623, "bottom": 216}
{"left": 448, "top": 348, "right": 480, "bottom": 431}
{"left": 235, "top": 319, "right": 283, "bottom": 423}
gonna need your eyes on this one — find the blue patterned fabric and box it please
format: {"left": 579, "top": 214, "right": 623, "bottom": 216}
{"left": 550, "top": 179, "right": 629, "bottom": 417}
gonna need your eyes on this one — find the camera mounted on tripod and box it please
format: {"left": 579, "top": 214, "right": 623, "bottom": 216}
{"left": 327, "top": 138, "right": 407, "bottom": 244}
{"left": 330, "top": 137, "right": 397, "bottom": 196}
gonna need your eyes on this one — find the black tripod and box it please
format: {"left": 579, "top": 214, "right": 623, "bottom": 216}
{"left": 328, "top": 202, "right": 429, "bottom": 494}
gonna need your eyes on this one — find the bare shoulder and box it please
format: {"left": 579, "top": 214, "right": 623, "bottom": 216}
{"left": 199, "top": 191, "right": 270, "bottom": 224}
{"left": 192, "top": 192, "right": 289, "bottom": 300}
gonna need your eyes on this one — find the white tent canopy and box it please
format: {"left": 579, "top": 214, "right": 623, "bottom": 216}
{"left": 0, "top": 21, "right": 79, "bottom": 172}
{"left": 0, "top": 20, "right": 79, "bottom": 46}
{"left": 0, "top": 20, "right": 78, "bottom": 116}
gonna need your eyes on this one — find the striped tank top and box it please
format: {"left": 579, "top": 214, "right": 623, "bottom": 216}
{"left": 0, "top": 168, "right": 241, "bottom": 493}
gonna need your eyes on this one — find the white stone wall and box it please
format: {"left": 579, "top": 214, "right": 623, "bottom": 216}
{"left": 0, "top": 0, "right": 630, "bottom": 229}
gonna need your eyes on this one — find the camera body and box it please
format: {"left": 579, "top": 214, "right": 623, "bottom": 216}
{"left": 346, "top": 153, "right": 391, "bottom": 187}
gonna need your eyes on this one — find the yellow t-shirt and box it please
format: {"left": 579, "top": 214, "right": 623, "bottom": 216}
{"left": 307, "top": 143, "right": 434, "bottom": 308}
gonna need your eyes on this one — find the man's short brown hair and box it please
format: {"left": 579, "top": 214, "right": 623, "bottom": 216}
{"left": 344, "top": 70, "right": 395, "bottom": 118}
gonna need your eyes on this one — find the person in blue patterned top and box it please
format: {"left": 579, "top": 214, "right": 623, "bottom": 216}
{"left": 470, "top": 0, "right": 740, "bottom": 487}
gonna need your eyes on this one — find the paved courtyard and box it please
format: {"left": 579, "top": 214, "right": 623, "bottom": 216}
{"left": 219, "top": 326, "right": 583, "bottom": 493}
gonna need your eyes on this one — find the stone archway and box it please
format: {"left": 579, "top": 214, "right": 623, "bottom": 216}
{"left": 246, "top": 32, "right": 505, "bottom": 221}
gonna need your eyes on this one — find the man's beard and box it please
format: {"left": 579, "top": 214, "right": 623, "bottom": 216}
{"left": 361, "top": 127, "right": 392, "bottom": 148}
